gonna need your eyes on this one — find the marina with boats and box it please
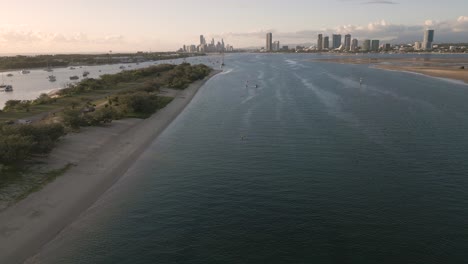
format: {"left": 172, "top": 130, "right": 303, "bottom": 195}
{"left": 0, "top": 55, "right": 225, "bottom": 108}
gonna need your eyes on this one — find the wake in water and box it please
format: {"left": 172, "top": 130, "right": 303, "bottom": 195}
{"left": 293, "top": 72, "right": 389, "bottom": 146}
{"left": 324, "top": 71, "right": 439, "bottom": 113}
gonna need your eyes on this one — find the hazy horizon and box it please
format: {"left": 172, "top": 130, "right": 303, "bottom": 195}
{"left": 0, "top": 0, "right": 467, "bottom": 54}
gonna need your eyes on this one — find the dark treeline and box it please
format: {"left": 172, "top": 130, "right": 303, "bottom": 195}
{"left": 0, "top": 52, "right": 203, "bottom": 71}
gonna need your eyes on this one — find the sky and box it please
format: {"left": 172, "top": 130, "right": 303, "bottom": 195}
{"left": 0, "top": 0, "right": 467, "bottom": 54}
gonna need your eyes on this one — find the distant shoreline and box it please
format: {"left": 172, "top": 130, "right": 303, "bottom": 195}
{"left": 373, "top": 65, "right": 468, "bottom": 85}
{"left": 0, "top": 53, "right": 205, "bottom": 74}
{"left": 0, "top": 69, "right": 221, "bottom": 264}
{"left": 312, "top": 56, "right": 468, "bottom": 84}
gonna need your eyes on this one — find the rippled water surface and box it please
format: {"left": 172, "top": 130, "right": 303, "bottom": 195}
{"left": 34, "top": 54, "right": 468, "bottom": 264}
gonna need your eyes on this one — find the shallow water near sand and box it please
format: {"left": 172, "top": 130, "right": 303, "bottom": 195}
{"left": 33, "top": 54, "right": 468, "bottom": 264}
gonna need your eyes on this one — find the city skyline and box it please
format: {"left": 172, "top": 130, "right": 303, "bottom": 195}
{"left": 264, "top": 29, "right": 441, "bottom": 53}
{"left": 0, "top": 0, "right": 467, "bottom": 53}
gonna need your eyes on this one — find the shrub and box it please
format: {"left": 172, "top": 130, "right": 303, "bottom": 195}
{"left": 0, "top": 123, "right": 66, "bottom": 165}
{"left": 34, "top": 93, "right": 55, "bottom": 105}
{"left": 3, "top": 100, "right": 32, "bottom": 112}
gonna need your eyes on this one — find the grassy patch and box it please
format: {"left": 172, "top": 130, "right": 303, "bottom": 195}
{"left": 14, "top": 163, "right": 75, "bottom": 203}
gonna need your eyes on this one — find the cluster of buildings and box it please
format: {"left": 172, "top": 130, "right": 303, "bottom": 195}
{"left": 264, "top": 29, "right": 441, "bottom": 53}
{"left": 179, "top": 35, "right": 234, "bottom": 53}
{"left": 316, "top": 34, "right": 389, "bottom": 52}
{"left": 414, "top": 30, "right": 435, "bottom": 51}
{"left": 265, "top": 33, "right": 288, "bottom": 51}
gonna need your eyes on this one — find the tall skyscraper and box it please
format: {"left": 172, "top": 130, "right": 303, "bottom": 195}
{"left": 371, "top": 40, "right": 380, "bottom": 52}
{"left": 323, "top": 36, "right": 330, "bottom": 50}
{"left": 200, "top": 35, "right": 205, "bottom": 45}
{"left": 276, "top": 41, "right": 281, "bottom": 51}
{"left": 266, "top": 32, "right": 273, "bottom": 51}
{"left": 344, "top": 34, "right": 352, "bottom": 51}
{"left": 332, "top": 34, "right": 342, "bottom": 50}
{"left": 317, "top": 34, "right": 323, "bottom": 51}
{"left": 362, "top": 39, "right": 371, "bottom": 52}
{"left": 423, "top": 29, "right": 435, "bottom": 50}
{"left": 351, "top": 39, "right": 358, "bottom": 52}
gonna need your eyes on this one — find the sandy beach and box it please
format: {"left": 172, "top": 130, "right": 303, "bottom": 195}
{"left": 373, "top": 65, "right": 468, "bottom": 84}
{"left": 312, "top": 56, "right": 468, "bottom": 84}
{"left": 0, "top": 70, "right": 220, "bottom": 264}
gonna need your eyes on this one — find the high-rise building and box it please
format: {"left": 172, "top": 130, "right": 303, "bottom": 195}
{"left": 371, "top": 40, "right": 380, "bottom": 52}
{"left": 351, "top": 39, "right": 358, "bottom": 52}
{"left": 362, "top": 39, "right": 371, "bottom": 52}
{"left": 384, "top": 43, "right": 391, "bottom": 51}
{"left": 199, "top": 44, "right": 206, "bottom": 53}
{"left": 323, "top": 36, "right": 330, "bottom": 50}
{"left": 332, "top": 34, "right": 342, "bottom": 49}
{"left": 317, "top": 34, "right": 323, "bottom": 51}
{"left": 423, "top": 29, "right": 435, "bottom": 50}
{"left": 344, "top": 34, "right": 352, "bottom": 51}
{"left": 273, "top": 41, "right": 280, "bottom": 51}
{"left": 266, "top": 33, "right": 273, "bottom": 51}
{"left": 414, "top": 41, "right": 422, "bottom": 50}
{"left": 200, "top": 35, "right": 206, "bottom": 45}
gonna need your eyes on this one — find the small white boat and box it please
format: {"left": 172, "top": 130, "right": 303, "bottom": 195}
{"left": 20, "top": 70, "right": 30, "bottom": 74}
{"left": 4, "top": 85, "right": 13, "bottom": 92}
{"left": 48, "top": 75, "right": 56, "bottom": 82}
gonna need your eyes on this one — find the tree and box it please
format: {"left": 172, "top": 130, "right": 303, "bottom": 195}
{"left": 0, "top": 134, "right": 35, "bottom": 165}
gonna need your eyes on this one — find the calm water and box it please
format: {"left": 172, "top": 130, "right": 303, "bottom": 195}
{"left": 34, "top": 54, "right": 468, "bottom": 263}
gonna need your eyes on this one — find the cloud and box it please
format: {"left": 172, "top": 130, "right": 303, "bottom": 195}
{"left": 0, "top": 25, "right": 129, "bottom": 53}
{"left": 458, "top": 16, "right": 468, "bottom": 22}
{"left": 338, "top": 0, "right": 398, "bottom": 4}
{"left": 362, "top": 0, "right": 398, "bottom": 4}
{"left": 212, "top": 16, "right": 468, "bottom": 47}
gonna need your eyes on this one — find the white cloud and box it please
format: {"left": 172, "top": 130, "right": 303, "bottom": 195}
{"left": 1, "top": 16, "right": 468, "bottom": 52}
{"left": 0, "top": 25, "right": 130, "bottom": 53}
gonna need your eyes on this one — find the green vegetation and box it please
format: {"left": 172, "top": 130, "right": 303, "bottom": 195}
{"left": 0, "top": 62, "right": 211, "bottom": 207}
{"left": 14, "top": 163, "right": 74, "bottom": 203}
{"left": 0, "top": 163, "right": 74, "bottom": 209}
{"left": 0, "top": 123, "right": 66, "bottom": 165}
{"left": 0, "top": 52, "right": 203, "bottom": 71}
{"left": 0, "top": 63, "right": 211, "bottom": 167}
